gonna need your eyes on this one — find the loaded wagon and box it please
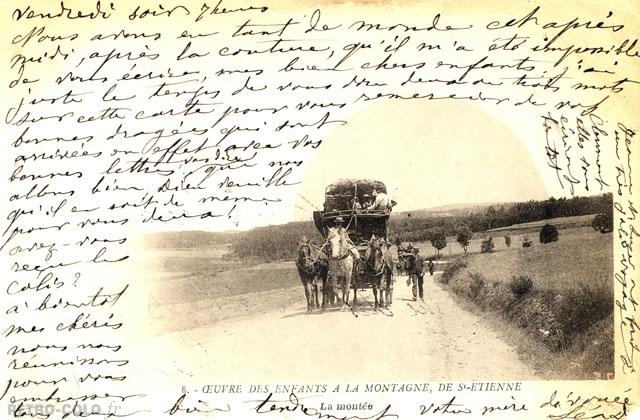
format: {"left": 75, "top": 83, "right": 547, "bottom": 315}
{"left": 313, "top": 179, "right": 393, "bottom": 290}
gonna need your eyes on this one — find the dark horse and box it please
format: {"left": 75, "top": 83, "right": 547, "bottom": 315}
{"left": 363, "top": 236, "right": 395, "bottom": 309}
{"left": 296, "top": 241, "right": 330, "bottom": 311}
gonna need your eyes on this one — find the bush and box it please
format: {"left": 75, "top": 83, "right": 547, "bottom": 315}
{"left": 556, "top": 281, "right": 614, "bottom": 338}
{"left": 469, "top": 272, "right": 485, "bottom": 301}
{"left": 507, "top": 290, "right": 566, "bottom": 350}
{"left": 456, "top": 227, "right": 473, "bottom": 253}
{"left": 480, "top": 281, "right": 516, "bottom": 312}
{"left": 441, "top": 258, "right": 613, "bottom": 355}
{"left": 592, "top": 213, "right": 613, "bottom": 233}
{"left": 504, "top": 235, "right": 512, "bottom": 247}
{"left": 539, "top": 223, "right": 559, "bottom": 243}
{"left": 481, "top": 237, "right": 495, "bottom": 253}
{"left": 509, "top": 275, "right": 534, "bottom": 298}
{"left": 441, "top": 257, "right": 467, "bottom": 284}
{"left": 572, "top": 314, "right": 614, "bottom": 376}
{"left": 429, "top": 228, "right": 447, "bottom": 256}
{"left": 506, "top": 280, "right": 613, "bottom": 352}
{"left": 450, "top": 269, "right": 485, "bottom": 301}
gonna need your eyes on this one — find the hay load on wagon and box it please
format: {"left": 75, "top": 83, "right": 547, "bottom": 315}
{"left": 323, "top": 179, "right": 387, "bottom": 213}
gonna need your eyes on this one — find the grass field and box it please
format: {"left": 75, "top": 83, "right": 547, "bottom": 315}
{"left": 410, "top": 214, "right": 600, "bottom": 261}
{"left": 465, "top": 226, "right": 612, "bottom": 292}
{"left": 158, "top": 263, "right": 299, "bottom": 302}
{"left": 145, "top": 247, "right": 243, "bottom": 276}
{"left": 143, "top": 250, "right": 300, "bottom": 307}
{"left": 142, "top": 247, "right": 302, "bottom": 334}
{"left": 486, "top": 214, "right": 596, "bottom": 234}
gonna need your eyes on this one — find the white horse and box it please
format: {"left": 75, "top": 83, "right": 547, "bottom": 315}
{"left": 327, "top": 227, "right": 359, "bottom": 310}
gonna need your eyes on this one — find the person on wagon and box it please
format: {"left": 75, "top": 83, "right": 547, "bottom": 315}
{"left": 367, "top": 189, "right": 392, "bottom": 211}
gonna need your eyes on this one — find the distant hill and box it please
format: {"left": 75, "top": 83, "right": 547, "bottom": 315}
{"left": 393, "top": 201, "right": 503, "bottom": 219}
{"left": 144, "top": 230, "right": 238, "bottom": 249}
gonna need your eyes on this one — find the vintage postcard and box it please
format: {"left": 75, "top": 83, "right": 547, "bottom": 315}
{"left": 1, "top": 0, "right": 638, "bottom": 418}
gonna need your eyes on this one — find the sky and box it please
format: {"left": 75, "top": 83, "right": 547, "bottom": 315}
{"left": 292, "top": 100, "right": 549, "bottom": 221}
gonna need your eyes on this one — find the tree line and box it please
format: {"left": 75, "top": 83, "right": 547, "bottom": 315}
{"left": 149, "top": 193, "right": 612, "bottom": 261}
{"left": 389, "top": 193, "right": 612, "bottom": 244}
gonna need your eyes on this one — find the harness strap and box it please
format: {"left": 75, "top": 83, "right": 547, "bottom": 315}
{"left": 297, "top": 262, "right": 315, "bottom": 275}
{"left": 330, "top": 251, "right": 351, "bottom": 261}
{"left": 310, "top": 238, "right": 331, "bottom": 265}
{"left": 363, "top": 258, "right": 385, "bottom": 276}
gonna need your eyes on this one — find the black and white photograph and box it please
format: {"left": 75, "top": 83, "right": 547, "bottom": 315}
{"left": 142, "top": 101, "right": 615, "bottom": 382}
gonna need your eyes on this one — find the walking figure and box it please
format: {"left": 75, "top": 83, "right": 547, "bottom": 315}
{"left": 404, "top": 245, "right": 425, "bottom": 302}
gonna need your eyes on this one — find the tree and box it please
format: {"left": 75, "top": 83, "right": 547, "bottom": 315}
{"left": 430, "top": 229, "right": 447, "bottom": 257}
{"left": 481, "top": 237, "right": 495, "bottom": 253}
{"left": 592, "top": 213, "right": 613, "bottom": 233}
{"left": 539, "top": 223, "right": 559, "bottom": 243}
{"left": 504, "top": 235, "right": 512, "bottom": 247}
{"left": 456, "top": 226, "right": 473, "bottom": 253}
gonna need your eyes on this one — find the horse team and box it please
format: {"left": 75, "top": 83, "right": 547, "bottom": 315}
{"left": 296, "top": 227, "right": 395, "bottom": 312}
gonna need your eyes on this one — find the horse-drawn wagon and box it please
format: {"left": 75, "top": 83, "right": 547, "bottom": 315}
{"left": 313, "top": 179, "right": 391, "bottom": 244}
{"left": 311, "top": 179, "right": 395, "bottom": 309}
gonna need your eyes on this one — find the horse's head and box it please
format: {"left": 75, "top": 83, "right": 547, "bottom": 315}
{"left": 327, "top": 228, "right": 344, "bottom": 258}
{"left": 296, "top": 242, "right": 314, "bottom": 272}
{"left": 365, "top": 235, "right": 384, "bottom": 273}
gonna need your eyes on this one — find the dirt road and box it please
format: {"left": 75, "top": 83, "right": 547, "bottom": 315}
{"left": 151, "top": 271, "right": 537, "bottom": 383}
